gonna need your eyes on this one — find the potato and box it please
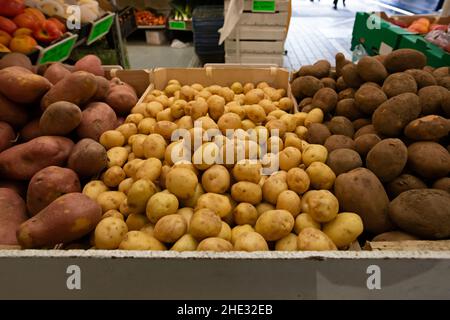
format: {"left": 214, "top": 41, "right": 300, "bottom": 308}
{"left": 294, "top": 213, "right": 320, "bottom": 234}
{"left": 94, "top": 217, "right": 128, "bottom": 249}
{"left": 166, "top": 167, "right": 198, "bottom": 199}
{"left": 384, "top": 49, "right": 427, "bottom": 73}
{"left": 335, "top": 52, "right": 351, "bottom": 77}
{"left": 74, "top": 55, "right": 104, "bottom": 76}
{"left": 276, "top": 190, "right": 301, "bottom": 217}
{"left": 304, "top": 108, "right": 324, "bottom": 127}
{"left": 202, "top": 165, "right": 230, "bottom": 194}
{"left": 232, "top": 202, "right": 258, "bottom": 225}
{"left": 334, "top": 168, "right": 392, "bottom": 234}
{"left": 18, "top": 193, "right": 102, "bottom": 248}
{"left": 41, "top": 71, "right": 97, "bottom": 109}
{"left": 0, "top": 136, "right": 73, "bottom": 180}
{"left": 93, "top": 76, "right": 110, "bottom": 101}
{"left": 297, "top": 228, "right": 337, "bottom": 251}
{"left": 192, "top": 142, "right": 219, "bottom": 171}
{"left": 218, "top": 112, "right": 242, "bottom": 134}
{"left": 286, "top": 168, "right": 310, "bottom": 195}
{"left": 244, "top": 104, "right": 265, "bottom": 124}
{"left": 145, "top": 101, "right": 164, "bottom": 118}
{"left": 279, "top": 97, "right": 294, "bottom": 112}
{"left": 234, "top": 231, "right": 269, "bottom": 251}
{"left": 231, "top": 82, "right": 243, "bottom": 94}
{"left": 366, "top": 138, "right": 407, "bottom": 182}
{"left": 265, "top": 119, "right": 287, "bottom": 138}
{"left": 372, "top": 93, "right": 421, "bottom": 137}
{"left": 256, "top": 203, "right": 275, "bottom": 216}
{"left": 123, "top": 159, "right": 144, "bottom": 179}
{"left": 127, "top": 179, "right": 156, "bottom": 214}
{"left": 83, "top": 180, "right": 109, "bottom": 201}
{"left": 68, "top": 138, "right": 107, "bottom": 177}
{"left": 140, "top": 223, "right": 155, "bottom": 237}
{"left": 97, "top": 191, "right": 127, "bottom": 213}
{"left": 262, "top": 174, "right": 288, "bottom": 204}
{"left": 231, "top": 224, "right": 255, "bottom": 244}
{"left": 338, "top": 88, "right": 355, "bottom": 100}
{"left": 301, "top": 190, "right": 338, "bottom": 223}
{"left": 323, "top": 213, "right": 363, "bottom": 248}
{"left": 341, "top": 63, "right": 363, "bottom": 88}
{"left": 306, "top": 123, "right": 331, "bottom": 145}
{"left": 306, "top": 162, "right": 335, "bottom": 190}
{"left": 324, "top": 135, "right": 355, "bottom": 152}
{"left": 231, "top": 180, "right": 263, "bottom": 205}
{"left": 146, "top": 192, "right": 179, "bottom": 223}
{"left": 119, "top": 231, "right": 166, "bottom": 250}
{"left": 118, "top": 178, "right": 134, "bottom": 195}
{"left": 382, "top": 72, "right": 417, "bottom": 98}
{"left": 405, "top": 69, "right": 437, "bottom": 88}
{"left": 197, "top": 237, "right": 233, "bottom": 251}
{"left": 354, "top": 134, "right": 382, "bottom": 158}
{"left": 176, "top": 115, "right": 194, "bottom": 130}
{"left": 106, "top": 147, "right": 128, "bottom": 168}
{"left": 106, "top": 78, "right": 138, "bottom": 115}
{"left": 138, "top": 118, "right": 156, "bottom": 134}
{"left": 335, "top": 99, "right": 362, "bottom": 121}
{"left": 136, "top": 158, "right": 162, "bottom": 182}
{"left": 389, "top": 189, "right": 450, "bottom": 239}
{"left": 19, "top": 119, "right": 41, "bottom": 142}
{"left": 298, "top": 60, "right": 331, "bottom": 78}
{"left": 0, "top": 67, "right": 51, "bottom": 104}
{"left": 320, "top": 77, "right": 336, "bottom": 90}
{"left": 407, "top": 142, "right": 450, "bottom": 179}
{"left": 0, "top": 121, "right": 15, "bottom": 153}
{"left": 0, "top": 53, "right": 32, "bottom": 70}
{"left": 39, "top": 101, "right": 82, "bottom": 136}
{"left": 273, "top": 233, "right": 297, "bottom": 251}
{"left": 116, "top": 123, "right": 138, "bottom": 141}
{"left": 185, "top": 97, "right": 208, "bottom": 120}
{"left": 100, "top": 130, "right": 125, "bottom": 149}
{"left": 154, "top": 121, "right": 178, "bottom": 140}
{"left": 153, "top": 214, "right": 187, "bottom": 243}
{"left": 372, "top": 231, "right": 420, "bottom": 242}
{"left": 196, "top": 193, "right": 232, "bottom": 218}
{"left": 311, "top": 88, "right": 338, "bottom": 113}
{"left": 26, "top": 166, "right": 80, "bottom": 216}
{"left": 189, "top": 208, "right": 222, "bottom": 240}
{"left": 353, "top": 119, "right": 372, "bottom": 131}
{"left": 284, "top": 134, "right": 302, "bottom": 151}
{"left": 404, "top": 115, "right": 450, "bottom": 141}
{"left": 302, "top": 144, "right": 327, "bottom": 167}
{"left": 386, "top": 174, "right": 427, "bottom": 199}
{"left": 433, "top": 177, "right": 450, "bottom": 194}
{"left": 417, "top": 85, "right": 447, "bottom": 115}
{"left": 207, "top": 95, "right": 225, "bottom": 121}
{"left": 336, "top": 76, "right": 348, "bottom": 91}
{"left": 171, "top": 234, "right": 198, "bottom": 251}
{"left": 0, "top": 188, "right": 28, "bottom": 245}
{"left": 356, "top": 56, "right": 388, "bottom": 83}
{"left": 326, "top": 148, "right": 362, "bottom": 176}
{"left": 181, "top": 183, "right": 205, "bottom": 208}
{"left": 166, "top": 141, "right": 190, "bottom": 166}
{"left": 255, "top": 209, "right": 294, "bottom": 241}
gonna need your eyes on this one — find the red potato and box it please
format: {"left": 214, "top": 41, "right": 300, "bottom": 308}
{"left": 26, "top": 166, "right": 81, "bottom": 216}
{"left": 0, "top": 136, "right": 74, "bottom": 180}
{"left": 0, "top": 188, "right": 28, "bottom": 245}
{"left": 17, "top": 193, "right": 102, "bottom": 248}
{"left": 43, "top": 62, "right": 71, "bottom": 85}
{"left": 0, "top": 180, "right": 27, "bottom": 198}
{"left": 93, "top": 76, "right": 110, "bottom": 101}
{"left": 0, "top": 121, "right": 15, "bottom": 152}
{"left": 74, "top": 55, "right": 105, "bottom": 77}
{"left": 76, "top": 102, "right": 117, "bottom": 140}
{"left": 20, "top": 119, "right": 42, "bottom": 142}
{"left": 0, "top": 92, "right": 28, "bottom": 128}
{"left": 106, "top": 78, "right": 138, "bottom": 115}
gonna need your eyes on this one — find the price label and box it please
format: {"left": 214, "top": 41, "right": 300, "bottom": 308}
{"left": 252, "top": 0, "right": 276, "bottom": 13}
{"left": 37, "top": 34, "right": 78, "bottom": 65}
{"left": 87, "top": 12, "right": 115, "bottom": 45}
{"left": 169, "top": 20, "right": 187, "bottom": 30}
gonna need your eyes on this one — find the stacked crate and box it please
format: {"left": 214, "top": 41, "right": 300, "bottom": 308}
{"left": 224, "top": 0, "right": 290, "bottom": 66}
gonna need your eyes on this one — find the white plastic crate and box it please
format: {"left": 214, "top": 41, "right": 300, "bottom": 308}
{"left": 225, "top": 40, "right": 285, "bottom": 54}
{"left": 225, "top": 53, "right": 284, "bottom": 66}
{"left": 228, "top": 25, "right": 287, "bottom": 41}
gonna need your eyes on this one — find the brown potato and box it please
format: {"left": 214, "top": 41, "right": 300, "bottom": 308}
{"left": 418, "top": 85, "right": 448, "bottom": 115}
{"left": 324, "top": 135, "right": 356, "bottom": 152}
{"left": 39, "top": 102, "right": 82, "bottom": 136}
{"left": 382, "top": 72, "right": 417, "bottom": 98}
{"left": 386, "top": 174, "right": 427, "bottom": 199}
{"left": 372, "top": 231, "right": 419, "bottom": 242}
{"left": 433, "top": 177, "right": 450, "bottom": 194}
{"left": 407, "top": 142, "right": 450, "bottom": 179}
{"left": 384, "top": 49, "right": 426, "bottom": 73}
{"left": 366, "top": 138, "right": 408, "bottom": 182}
{"left": 405, "top": 69, "right": 437, "bottom": 88}
{"left": 0, "top": 188, "right": 28, "bottom": 245}
{"left": 326, "top": 148, "right": 362, "bottom": 175}
{"left": 68, "top": 138, "right": 107, "bottom": 177}
{"left": 354, "top": 134, "right": 382, "bottom": 158}
{"left": 326, "top": 116, "right": 354, "bottom": 137}
{"left": 306, "top": 123, "right": 331, "bottom": 145}
{"left": 357, "top": 56, "right": 388, "bottom": 83}
{"left": 354, "top": 86, "right": 387, "bottom": 115}
{"left": 404, "top": 115, "right": 450, "bottom": 141}
{"left": 311, "top": 88, "right": 338, "bottom": 113}
{"left": 77, "top": 102, "right": 118, "bottom": 140}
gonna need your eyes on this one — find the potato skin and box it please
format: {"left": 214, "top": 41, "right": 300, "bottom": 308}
{"left": 366, "top": 138, "right": 408, "bottom": 183}
{"left": 334, "top": 168, "right": 393, "bottom": 234}
{"left": 67, "top": 138, "right": 107, "bottom": 177}
{"left": 0, "top": 188, "right": 28, "bottom": 245}
{"left": 74, "top": 55, "right": 104, "bottom": 77}
{"left": 372, "top": 93, "right": 421, "bottom": 137}
{"left": 326, "top": 148, "right": 362, "bottom": 176}
{"left": 297, "top": 228, "right": 337, "bottom": 251}
{"left": 404, "top": 115, "right": 450, "bottom": 141}
{"left": 27, "top": 166, "right": 81, "bottom": 216}
{"left": 0, "top": 121, "right": 15, "bottom": 152}
{"left": 0, "top": 136, "right": 74, "bottom": 180}
{"left": 17, "top": 193, "right": 102, "bottom": 248}
{"left": 41, "top": 71, "right": 98, "bottom": 110}
{"left": 407, "top": 142, "right": 450, "bottom": 179}
{"left": 0, "top": 67, "right": 52, "bottom": 103}
{"left": 311, "top": 87, "right": 338, "bottom": 113}
{"left": 389, "top": 189, "right": 450, "bottom": 239}
{"left": 384, "top": 49, "right": 427, "bottom": 73}
{"left": 77, "top": 102, "right": 118, "bottom": 140}
{"left": 39, "top": 102, "right": 82, "bottom": 136}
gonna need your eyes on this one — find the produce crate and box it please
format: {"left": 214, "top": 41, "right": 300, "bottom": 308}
{"left": 118, "top": 6, "right": 138, "bottom": 38}
{"left": 398, "top": 34, "right": 450, "bottom": 68}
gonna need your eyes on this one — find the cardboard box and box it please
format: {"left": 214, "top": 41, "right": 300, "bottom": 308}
{"left": 145, "top": 30, "right": 168, "bottom": 45}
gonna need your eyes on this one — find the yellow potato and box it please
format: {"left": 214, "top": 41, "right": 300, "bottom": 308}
{"left": 255, "top": 209, "right": 294, "bottom": 241}
{"left": 304, "top": 108, "right": 324, "bottom": 126}
{"left": 284, "top": 134, "right": 302, "bottom": 151}
{"left": 241, "top": 119, "right": 256, "bottom": 130}
{"left": 170, "top": 100, "right": 187, "bottom": 119}
{"left": 94, "top": 217, "right": 128, "bottom": 249}
{"left": 103, "top": 166, "right": 126, "bottom": 188}
{"left": 217, "top": 221, "right": 232, "bottom": 241}
{"left": 171, "top": 234, "right": 198, "bottom": 251}
{"left": 268, "top": 110, "right": 287, "bottom": 119}
{"left": 97, "top": 191, "right": 127, "bottom": 213}
{"left": 302, "top": 144, "right": 328, "bottom": 167}
{"left": 233, "top": 202, "right": 258, "bottom": 226}
{"left": 279, "top": 146, "right": 302, "bottom": 171}
{"left": 231, "top": 224, "right": 254, "bottom": 245}
{"left": 176, "top": 115, "right": 194, "bottom": 130}
{"left": 232, "top": 160, "right": 262, "bottom": 183}
{"left": 275, "top": 233, "right": 298, "bottom": 251}
{"left": 165, "top": 83, "right": 181, "bottom": 96}
{"left": 207, "top": 95, "right": 226, "bottom": 121}
{"left": 83, "top": 180, "right": 109, "bottom": 201}
{"left": 231, "top": 82, "right": 243, "bottom": 94}
{"left": 140, "top": 223, "right": 155, "bottom": 237}
{"left": 262, "top": 175, "right": 288, "bottom": 204}
{"left": 185, "top": 97, "right": 208, "bottom": 120}
{"left": 143, "top": 134, "right": 167, "bottom": 160}
{"left": 276, "top": 190, "right": 301, "bottom": 217}
{"left": 136, "top": 158, "right": 162, "bottom": 182}
{"left": 138, "top": 117, "right": 156, "bottom": 134}
{"left": 267, "top": 136, "right": 284, "bottom": 153}
{"left": 245, "top": 104, "right": 266, "bottom": 123}
{"left": 127, "top": 179, "right": 157, "bottom": 214}
{"left": 146, "top": 192, "right": 179, "bottom": 223}
{"left": 123, "top": 159, "right": 144, "bottom": 179}
{"left": 323, "top": 213, "right": 364, "bottom": 249}
{"left": 293, "top": 112, "right": 307, "bottom": 126}
{"left": 297, "top": 228, "right": 337, "bottom": 251}
{"left": 306, "top": 162, "right": 336, "bottom": 190}
{"left": 119, "top": 198, "right": 133, "bottom": 217}
{"left": 234, "top": 231, "right": 269, "bottom": 251}
{"left": 119, "top": 231, "right": 166, "bottom": 250}
{"left": 218, "top": 113, "right": 242, "bottom": 134}
{"left": 100, "top": 130, "right": 125, "bottom": 149}
{"left": 126, "top": 213, "right": 150, "bottom": 231}
{"left": 227, "top": 103, "right": 246, "bottom": 120}
{"left": 192, "top": 142, "right": 219, "bottom": 171}
{"left": 286, "top": 168, "right": 310, "bottom": 195}
{"left": 243, "top": 83, "right": 255, "bottom": 94}
{"left": 153, "top": 214, "right": 187, "bottom": 243}
{"left": 197, "top": 116, "right": 219, "bottom": 131}
{"left": 197, "top": 237, "right": 233, "bottom": 251}
{"left": 302, "top": 190, "right": 338, "bottom": 223}
{"left": 197, "top": 89, "right": 212, "bottom": 100}
{"left": 165, "top": 167, "right": 198, "bottom": 199}
{"left": 196, "top": 193, "right": 232, "bottom": 218}
{"left": 231, "top": 181, "right": 262, "bottom": 205}
{"left": 294, "top": 213, "right": 320, "bottom": 234}
{"left": 295, "top": 126, "right": 308, "bottom": 139}
{"left": 265, "top": 119, "right": 287, "bottom": 138}
{"left": 280, "top": 114, "right": 296, "bottom": 132}
{"left": 102, "top": 210, "right": 124, "bottom": 220}
{"left": 259, "top": 99, "right": 277, "bottom": 114}
{"left": 116, "top": 123, "right": 138, "bottom": 141}
{"left": 157, "top": 108, "right": 174, "bottom": 122}
{"left": 131, "top": 134, "right": 147, "bottom": 158}
{"left": 177, "top": 207, "right": 194, "bottom": 229}
{"left": 181, "top": 183, "right": 205, "bottom": 208}
{"left": 244, "top": 88, "right": 264, "bottom": 104}
{"left": 132, "top": 102, "right": 146, "bottom": 115}
{"left": 189, "top": 208, "right": 222, "bottom": 240}
{"left": 278, "top": 97, "right": 294, "bottom": 112}
{"left": 154, "top": 120, "right": 178, "bottom": 140}
{"left": 256, "top": 202, "right": 275, "bottom": 216}
{"left": 165, "top": 141, "right": 190, "bottom": 166}
{"left": 107, "top": 147, "right": 129, "bottom": 168}
{"left": 201, "top": 165, "right": 230, "bottom": 194}
{"left": 191, "top": 83, "right": 203, "bottom": 91}
{"left": 155, "top": 95, "right": 170, "bottom": 108}
{"left": 180, "top": 85, "right": 197, "bottom": 101}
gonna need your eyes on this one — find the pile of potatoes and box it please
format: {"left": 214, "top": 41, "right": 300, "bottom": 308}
{"left": 0, "top": 53, "right": 139, "bottom": 248}
{"left": 291, "top": 48, "right": 450, "bottom": 241}
{"left": 81, "top": 80, "right": 364, "bottom": 252}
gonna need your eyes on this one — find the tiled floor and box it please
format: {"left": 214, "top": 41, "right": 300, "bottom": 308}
{"left": 126, "top": 0, "right": 411, "bottom": 70}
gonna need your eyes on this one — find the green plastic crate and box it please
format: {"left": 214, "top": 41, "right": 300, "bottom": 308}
{"left": 398, "top": 34, "right": 450, "bottom": 68}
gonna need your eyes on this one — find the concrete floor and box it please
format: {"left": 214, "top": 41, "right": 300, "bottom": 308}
{"left": 126, "top": 0, "right": 411, "bottom": 71}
